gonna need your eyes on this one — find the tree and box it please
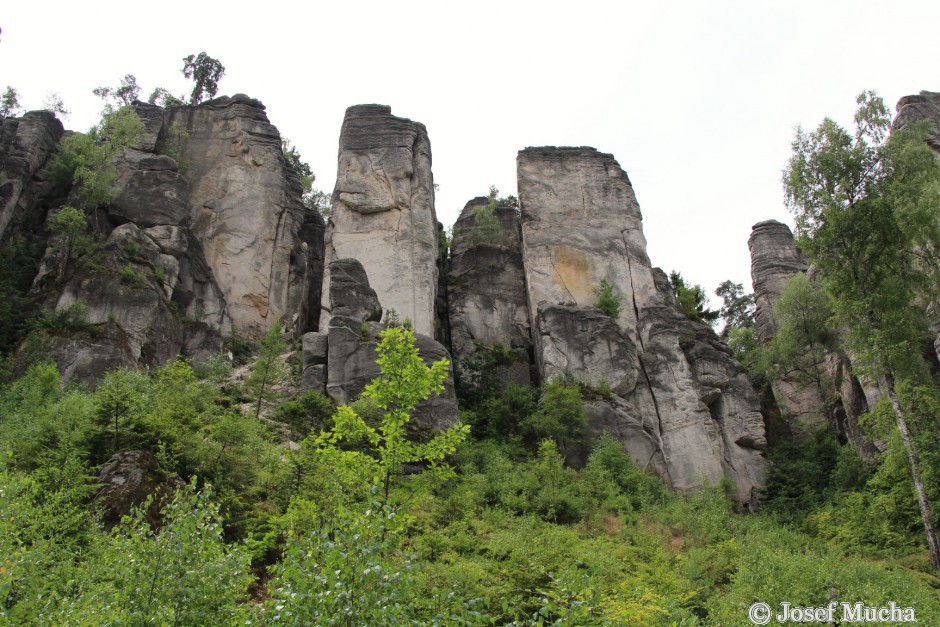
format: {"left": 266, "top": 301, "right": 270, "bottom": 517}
{"left": 593, "top": 279, "right": 622, "bottom": 318}
{"left": 670, "top": 271, "right": 719, "bottom": 325}
{"left": 93, "top": 74, "right": 140, "bottom": 108}
{"left": 715, "top": 280, "right": 755, "bottom": 338}
{"left": 146, "top": 87, "right": 184, "bottom": 108}
{"left": 315, "top": 326, "right": 469, "bottom": 504}
{"left": 41, "top": 93, "right": 69, "bottom": 119}
{"left": 245, "top": 322, "right": 288, "bottom": 419}
{"left": 1, "top": 86, "right": 21, "bottom": 117}
{"left": 47, "top": 206, "right": 90, "bottom": 279}
{"left": 784, "top": 90, "right": 940, "bottom": 570}
{"left": 182, "top": 52, "right": 225, "bottom": 104}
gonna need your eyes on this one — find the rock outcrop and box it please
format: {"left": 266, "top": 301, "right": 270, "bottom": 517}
{"left": 894, "top": 90, "right": 940, "bottom": 153}
{"left": 20, "top": 96, "right": 324, "bottom": 384}
{"left": 517, "top": 147, "right": 767, "bottom": 505}
{"left": 748, "top": 220, "right": 878, "bottom": 460}
{"left": 302, "top": 258, "right": 459, "bottom": 436}
{"left": 447, "top": 197, "right": 532, "bottom": 388}
{"left": 322, "top": 105, "right": 439, "bottom": 337}
{"left": 0, "top": 111, "right": 63, "bottom": 242}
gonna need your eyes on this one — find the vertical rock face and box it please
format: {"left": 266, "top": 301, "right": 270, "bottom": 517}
{"left": 322, "top": 105, "right": 439, "bottom": 336}
{"left": 22, "top": 96, "right": 323, "bottom": 384}
{"left": 168, "top": 95, "right": 322, "bottom": 338}
{"left": 0, "top": 111, "right": 64, "bottom": 242}
{"left": 302, "top": 258, "right": 459, "bottom": 436}
{"left": 747, "top": 220, "right": 878, "bottom": 460}
{"left": 447, "top": 197, "right": 532, "bottom": 387}
{"left": 517, "top": 147, "right": 767, "bottom": 505}
{"left": 894, "top": 91, "right": 940, "bottom": 153}
{"left": 748, "top": 220, "right": 809, "bottom": 344}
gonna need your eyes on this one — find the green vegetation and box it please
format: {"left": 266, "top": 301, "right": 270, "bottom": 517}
{"left": 784, "top": 90, "right": 940, "bottom": 570}
{"left": 468, "top": 186, "right": 517, "bottom": 245}
{"left": 669, "top": 270, "right": 719, "bottom": 325}
{"left": 593, "top": 279, "right": 622, "bottom": 318}
{"left": 182, "top": 52, "right": 225, "bottom": 104}
{"left": 0, "top": 86, "right": 21, "bottom": 117}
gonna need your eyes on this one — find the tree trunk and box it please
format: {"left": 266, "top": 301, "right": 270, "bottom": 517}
{"left": 881, "top": 371, "right": 940, "bottom": 571}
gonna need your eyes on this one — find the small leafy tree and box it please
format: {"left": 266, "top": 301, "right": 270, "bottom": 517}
{"left": 715, "top": 280, "right": 755, "bottom": 338}
{"left": 182, "top": 52, "right": 225, "bottom": 104}
{"left": 593, "top": 279, "right": 622, "bottom": 318}
{"left": 245, "top": 322, "right": 289, "bottom": 419}
{"left": 93, "top": 74, "right": 140, "bottom": 108}
{"left": 47, "top": 205, "right": 90, "bottom": 279}
{"left": 670, "top": 271, "right": 720, "bottom": 325}
{"left": 147, "top": 87, "right": 184, "bottom": 108}
{"left": 0, "top": 86, "right": 21, "bottom": 117}
{"left": 315, "top": 326, "right": 470, "bottom": 504}
{"left": 41, "top": 93, "right": 68, "bottom": 119}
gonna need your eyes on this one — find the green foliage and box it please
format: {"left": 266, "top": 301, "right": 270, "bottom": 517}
{"left": 0, "top": 86, "right": 21, "bottom": 117}
{"left": 48, "top": 205, "right": 93, "bottom": 279}
{"left": 762, "top": 273, "right": 836, "bottom": 387}
{"left": 54, "top": 480, "right": 253, "bottom": 624}
{"left": 669, "top": 271, "right": 719, "bottom": 325}
{"left": 118, "top": 263, "right": 148, "bottom": 288}
{"left": 272, "top": 389, "right": 334, "bottom": 438}
{"left": 34, "top": 300, "right": 94, "bottom": 334}
{"left": 593, "top": 279, "right": 621, "bottom": 318}
{"left": 92, "top": 73, "right": 140, "bottom": 107}
{"left": 315, "top": 326, "right": 469, "bottom": 503}
{"left": 182, "top": 51, "right": 225, "bottom": 104}
{"left": 522, "top": 378, "right": 587, "bottom": 462}
{"left": 41, "top": 93, "right": 69, "bottom": 118}
{"left": 266, "top": 502, "right": 419, "bottom": 625}
{"left": 0, "top": 235, "right": 41, "bottom": 355}
{"left": 715, "top": 279, "right": 754, "bottom": 338}
{"left": 49, "top": 105, "right": 144, "bottom": 209}
{"left": 246, "top": 321, "right": 289, "bottom": 418}
{"left": 147, "top": 86, "right": 184, "bottom": 108}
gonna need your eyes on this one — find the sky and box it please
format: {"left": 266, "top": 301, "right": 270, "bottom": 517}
{"left": 2, "top": 0, "right": 938, "bottom": 309}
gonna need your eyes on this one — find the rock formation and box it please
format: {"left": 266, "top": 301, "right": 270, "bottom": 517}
{"left": 447, "top": 197, "right": 532, "bottom": 388}
{"left": 748, "top": 220, "right": 878, "bottom": 460}
{"left": 11, "top": 96, "right": 324, "bottom": 384}
{"left": 322, "top": 105, "right": 439, "bottom": 337}
{"left": 894, "top": 90, "right": 940, "bottom": 153}
{"left": 302, "top": 258, "right": 459, "bottom": 435}
{"left": 517, "top": 147, "right": 767, "bottom": 505}
{"left": 0, "top": 111, "right": 63, "bottom": 242}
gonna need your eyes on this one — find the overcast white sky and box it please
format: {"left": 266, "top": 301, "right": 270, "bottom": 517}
{"left": 3, "top": 1, "right": 937, "bottom": 307}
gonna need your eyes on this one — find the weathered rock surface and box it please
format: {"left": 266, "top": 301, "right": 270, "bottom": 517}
{"left": 517, "top": 147, "right": 767, "bottom": 505}
{"left": 894, "top": 90, "right": 940, "bottom": 153}
{"left": 167, "top": 94, "right": 323, "bottom": 338}
{"left": 748, "top": 220, "right": 809, "bottom": 344}
{"left": 303, "top": 258, "right": 459, "bottom": 435}
{"left": 448, "top": 197, "right": 532, "bottom": 388}
{"left": 23, "top": 96, "right": 323, "bottom": 384}
{"left": 0, "top": 111, "right": 64, "bottom": 242}
{"left": 748, "top": 220, "right": 878, "bottom": 460}
{"left": 95, "top": 450, "right": 184, "bottom": 530}
{"left": 322, "top": 105, "right": 439, "bottom": 336}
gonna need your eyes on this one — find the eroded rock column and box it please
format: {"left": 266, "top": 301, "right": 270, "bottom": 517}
{"left": 322, "top": 105, "right": 439, "bottom": 337}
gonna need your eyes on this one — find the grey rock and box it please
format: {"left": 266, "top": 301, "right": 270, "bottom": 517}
{"left": 110, "top": 149, "right": 189, "bottom": 227}
{"left": 748, "top": 220, "right": 809, "bottom": 344}
{"left": 95, "top": 450, "right": 183, "bottom": 530}
{"left": 448, "top": 197, "right": 532, "bottom": 388}
{"left": 300, "top": 331, "right": 328, "bottom": 393}
{"left": 0, "top": 111, "right": 64, "bottom": 242}
{"left": 322, "top": 105, "right": 439, "bottom": 336}
{"left": 518, "top": 146, "right": 767, "bottom": 505}
{"left": 894, "top": 91, "right": 940, "bottom": 153}
{"left": 329, "top": 258, "right": 382, "bottom": 322}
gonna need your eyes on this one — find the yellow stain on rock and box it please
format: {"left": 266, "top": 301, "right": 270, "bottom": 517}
{"left": 244, "top": 293, "right": 270, "bottom": 317}
{"left": 550, "top": 246, "right": 596, "bottom": 304}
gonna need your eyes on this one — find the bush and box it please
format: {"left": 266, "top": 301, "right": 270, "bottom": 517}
{"left": 593, "top": 279, "right": 622, "bottom": 318}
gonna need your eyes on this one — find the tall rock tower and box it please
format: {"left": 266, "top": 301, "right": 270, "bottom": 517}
{"left": 517, "top": 147, "right": 767, "bottom": 506}
{"left": 322, "top": 105, "right": 440, "bottom": 336}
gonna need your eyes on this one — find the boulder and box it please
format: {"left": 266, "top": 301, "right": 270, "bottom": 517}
{"left": 94, "top": 450, "right": 184, "bottom": 530}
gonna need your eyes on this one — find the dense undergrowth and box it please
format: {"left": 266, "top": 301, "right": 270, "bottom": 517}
{"left": 1, "top": 331, "right": 939, "bottom": 624}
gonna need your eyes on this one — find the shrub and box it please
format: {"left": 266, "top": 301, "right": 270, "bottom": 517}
{"left": 593, "top": 279, "right": 621, "bottom": 318}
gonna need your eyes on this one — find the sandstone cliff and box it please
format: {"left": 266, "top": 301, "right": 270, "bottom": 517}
{"left": 516, "top": 147, "right": 766, "bottom": 505}
{"left": 4, "top": 96, "right": 323, "bottom": 384}
{"left": 321, "top": 105, "right": 439, "bottom": 337}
